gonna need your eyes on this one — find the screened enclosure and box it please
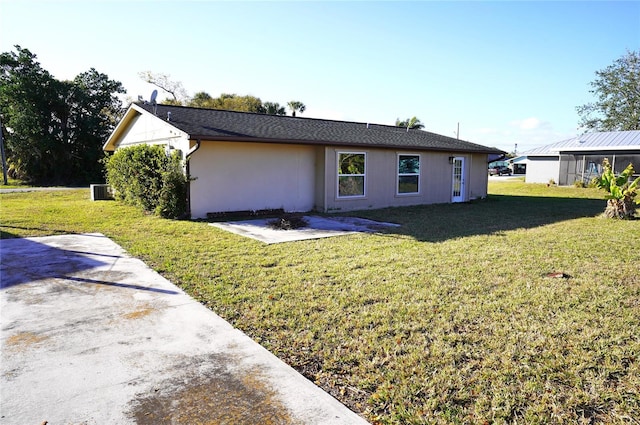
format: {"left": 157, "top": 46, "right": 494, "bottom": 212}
{"left": 558, "top": 153, "right": 640, "bottom": 185}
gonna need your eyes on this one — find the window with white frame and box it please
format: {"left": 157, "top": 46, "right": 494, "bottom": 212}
{"left": 397, "top": 154, "right": 420, "bottom": 194}
{"left": 337, "top": 152, "right": 366, "bottom": 198}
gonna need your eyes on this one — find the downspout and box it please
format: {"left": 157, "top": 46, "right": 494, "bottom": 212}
{"left": 185, "top": 139, "right": 201, "bottom": 218}
{"left": 186, "top": 139, "right": 201, "bottom": 160}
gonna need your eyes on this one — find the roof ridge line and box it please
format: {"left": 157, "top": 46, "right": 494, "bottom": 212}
{"left": 133, "top": 101, "right": 465, "bottom": 137}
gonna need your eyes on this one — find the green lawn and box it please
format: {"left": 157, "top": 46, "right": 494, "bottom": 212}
{"left": 0, "top": 177, "right": 32, "bottom": 189}
{"left": 1, "top": 182, "right": 639, "bottom": 424}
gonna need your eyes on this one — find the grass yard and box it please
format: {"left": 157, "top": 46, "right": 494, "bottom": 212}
{"left": 1, "top": 182, "right": 639, "bottom": 424}
{"left": 0, "top": 178, "right": 32, "bottom": 189}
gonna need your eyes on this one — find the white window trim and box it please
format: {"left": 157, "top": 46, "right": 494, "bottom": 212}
{"left": 337, "top": 151, "right": 367, "bottom": 199}
{"left": 397, "top": 153, "right": 421, "bottom": 196}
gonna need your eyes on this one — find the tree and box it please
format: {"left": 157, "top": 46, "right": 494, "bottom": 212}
{"left": 138, "top": 71, "right": 188, "bottom": 105}
{"left": 395, "top": 116, "right": 424, "bottom": 130}
{"left": 262, "top": 102, "right": 286, "bottom": 115}
{"left": 186, "top": 92, "right": 264, "bottom": 113}
{"left": 287, "top": 101, "right": 306, "bottom": 117}
{"left": 186, "top": 90, "right": 303, "bottom": 116}
{"left": 0, "top": 45, "right": 124, "bottom": 184}
{"left": 67, "top": 69, "right": 126, "bottom": 182}
{"left": 0, "top": 47, "right": 57, "bottom": 182}
{"left": 576, "top": 50, "right": 640, "bottom": 132}
{"left": 215, "top": 94, "right": 264, "bottom": 113}
{"left": 189, "top": 91, "right": 213, "bottom": 108}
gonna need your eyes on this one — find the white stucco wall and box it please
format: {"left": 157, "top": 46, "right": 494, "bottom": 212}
{"left": 525, "top": 156, "right": 560, "bottom": 184}
{"left": 115, "top": 112, "right": 190, "bottom": 156}
{"left": 189, "top": 141, "right": 316, "bottom": 218}
{"left": 468, "top": 154, "right": 490, "bottom": 201}
{"left": 320, "top": 148, "right": 489, "bottom": 213}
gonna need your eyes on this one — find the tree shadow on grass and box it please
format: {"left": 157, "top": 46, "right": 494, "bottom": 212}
{"left": 353, "top": 195, "right": 607, "bottom": 243}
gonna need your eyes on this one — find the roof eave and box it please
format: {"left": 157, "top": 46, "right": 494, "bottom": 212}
{"left": 520, "top": 152, "right": 559, "bottom": 157}
{"left": 555, "top": 145, "right": 640, "bottom": 153}
{"left": 103, "top": 104, "right": 146, "bottom": 151}
{"left": 187, "top": 135, "right": 504, "bottom": 155}
{"left": 104, "top": 103, "right": 187, "bottom": 151}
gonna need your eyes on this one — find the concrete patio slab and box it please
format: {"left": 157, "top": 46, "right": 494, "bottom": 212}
{"left": 210, "top": 215, "right": 400, "bottom": 244}
{"left": 0, "top": 233, "right": 368, "bottom": 424}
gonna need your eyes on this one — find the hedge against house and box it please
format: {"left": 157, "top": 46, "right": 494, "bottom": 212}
{"left": 105, "top": 145, "right": 189, "bottom": 218}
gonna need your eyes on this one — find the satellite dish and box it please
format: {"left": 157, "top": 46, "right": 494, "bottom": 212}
{"left": 150, "top": 89, "right": 158, "bottom": 104}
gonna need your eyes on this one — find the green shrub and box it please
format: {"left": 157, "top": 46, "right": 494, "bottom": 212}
{"left": 106, "top": 145, "right": 189, "bottom": 218}
{"left": 156, "top": 157, "right": 189, "bottom": 218}
{"left": 573, "top": 180, "right": 586, "bottom": 188}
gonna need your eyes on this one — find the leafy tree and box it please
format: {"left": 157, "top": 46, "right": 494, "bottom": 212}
{"left": 189, "top": 91, "right": 213, "bottom": 108}
{"left": 576, "top": 50, "right": 640, "bottom": 131}
{"left": 262, "top": 102, "right": 286, "bottom": 115}
{"left": 182, "top": 88, "right": 305, "bottom": 117}
{"left": 287, "top": 100, "right": 306, "bottom": 117}
{"left": 395, "top": 116, "right": 425, "bottom": 130}
{"left": 595, "top": 158, "right": 639, "bottom": 219}
{"left": 0, "top": 46, "right": 124, "bottom": 185}
{"left": 186, "top": 92, "right": 264, "bottom": 113}
{"left": 137, "top": 70, "right": 308, "bottom": 116}
{"left": 0, "top": 47, "right": 56, "bottom": 181}
{"left": 216, "top": 93, "right": 264, "bottom": 112}
{"left": 138, "top": 71, "right": 188, "bottom": 105}
{"left": 161, "top": 98, "right": 183, "bottom": 106}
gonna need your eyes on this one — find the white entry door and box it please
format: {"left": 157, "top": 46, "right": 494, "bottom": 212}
{"left": 452, "top": 157, "right": 465, "bottom": 203}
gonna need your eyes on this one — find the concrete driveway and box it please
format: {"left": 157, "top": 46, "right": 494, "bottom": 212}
{"left": 0, "top": 233, "right": 368, "bottom": 424}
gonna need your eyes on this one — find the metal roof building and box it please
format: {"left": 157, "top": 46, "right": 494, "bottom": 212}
{"left": 513, "top": 130, "right": 640, "bottom": 184}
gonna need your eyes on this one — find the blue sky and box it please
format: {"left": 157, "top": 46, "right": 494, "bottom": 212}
{"left": 1, "top": 1, "right": 638, "bottom": 153}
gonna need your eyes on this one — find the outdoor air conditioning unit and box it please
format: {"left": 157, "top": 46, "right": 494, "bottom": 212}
{"left": 90, "top": 184, "right": 113, "bottom": 201}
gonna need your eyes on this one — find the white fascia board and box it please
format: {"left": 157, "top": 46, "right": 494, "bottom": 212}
{"left": 103, "top": 103, "right": 189, "bottom": 151}
{"left": 103, "top": 104, "right": 140, "bottom": 151}
{"left": 527, "top": 153, "right": 560, "bottom": 157}
{"left": 554, "top": 145, "right": 640, "bottom": 153}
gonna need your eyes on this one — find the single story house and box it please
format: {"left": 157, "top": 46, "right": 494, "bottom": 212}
{"left": 104, "top": 103, "right": 504, "bottom": 219}
{"left": 512, "top": 130, "right": 640, "bottom": 185}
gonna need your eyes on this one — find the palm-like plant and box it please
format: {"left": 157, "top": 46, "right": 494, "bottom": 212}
{"left": 596, "top": 158, "right": 640, "bottom": 219}
{"left": 395, "top": 116, "right": 424, "bottom": 130}
{"left": 287, "top": 101, "right": 306, "bottom": 117}
{"left": 262, "top": 102, "right": 286, "bottom": 115}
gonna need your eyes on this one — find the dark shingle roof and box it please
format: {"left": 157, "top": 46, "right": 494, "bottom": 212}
{"left": 136, "top": 103, "right": 503, "bottom": 154}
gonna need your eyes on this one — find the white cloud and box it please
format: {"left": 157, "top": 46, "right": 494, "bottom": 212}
{"left": 511, "top": 117, "right": 542, "bottom": 130}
